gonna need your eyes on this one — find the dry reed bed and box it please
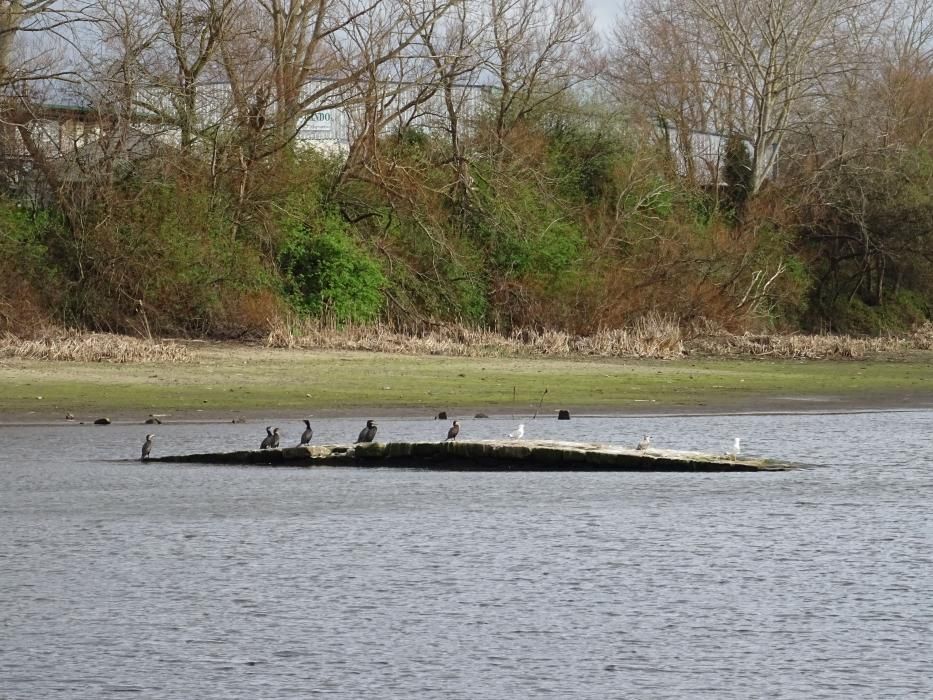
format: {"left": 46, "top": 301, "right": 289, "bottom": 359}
{"left": 692, "top": 322, "right": 933, "bottom": 359}
{"left": 267, "top": 317, "right": 933, "bottom": 360}
{"left": 266, "top": 317, "right": 687, "bottom": 359}
{"left": 0, "top": 330, "right": 191, "bottom": 363}
{"left": 2, "top": 320, "right": 931, "bottom": 363}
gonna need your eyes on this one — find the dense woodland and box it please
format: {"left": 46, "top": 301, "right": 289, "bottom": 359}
{"left": 1, "top": 0, "right": 932, "bottom": 338}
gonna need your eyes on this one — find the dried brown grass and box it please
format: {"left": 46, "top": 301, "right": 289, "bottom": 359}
{"left": 267, "top": 314, "right": 933, "bottom": 360}
{"left": 688, "top": 321, "right": 933, "bottom": 359}
{"left": 267, "top": 314, "right": 685, "bottom": 357}
{"left": 267, "top": 314, "right": 686, "bottom": 358}
{"left": 0, "top": 329, "right": 192, "bottom": 363}
{"left": 3, "top": 319, "right": 930, "bottom": 364}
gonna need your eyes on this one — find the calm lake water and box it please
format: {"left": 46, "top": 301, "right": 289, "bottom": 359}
{"left": 1, "top": 411, "right": 931, "bottom": 699}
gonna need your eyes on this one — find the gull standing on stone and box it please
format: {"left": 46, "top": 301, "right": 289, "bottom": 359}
{"left": 508, "top": 423, "right": 525, "bottom": 439}
{"left": 636, "top": 434, "right": 651, "bottom": 451}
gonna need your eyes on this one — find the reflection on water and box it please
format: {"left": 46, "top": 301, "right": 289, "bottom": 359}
{"left": 1, "top": 412, "right": 931, "bottom": 699}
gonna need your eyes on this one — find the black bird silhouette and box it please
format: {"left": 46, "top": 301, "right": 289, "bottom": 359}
{"left": 356, "top": 420, "right": 378, "bottom": 443}
{"left": 270, "top": 427, "right": 280, "bottom": 448}
{"left": 446, "top": 420, "right": 460, "bottom": 440}
{"left": 141, "top": 434, "right": 154, "bottom": 461}
{"left": 299, "top": 419, "right": 313, "bottom": 446}
{"left": 260, "top": 426, "right": 274, "bottom": 449}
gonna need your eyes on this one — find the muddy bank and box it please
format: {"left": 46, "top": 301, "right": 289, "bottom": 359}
{"left": 2, "top": 393, "right": 932, "bottom": 427}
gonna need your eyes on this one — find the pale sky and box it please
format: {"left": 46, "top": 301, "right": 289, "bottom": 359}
{"left": 588, "top": 0, "right": 626, "bottom": 33}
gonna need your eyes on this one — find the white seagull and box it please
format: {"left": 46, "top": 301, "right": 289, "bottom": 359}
{"left": 636, "top": 434, "right": 651, "bottom": 451}
{"left": 508, "top": 423, "right": 525, "bottom": 439}
{"left": 729, "top": 437, "right": 742, "bottom": 460}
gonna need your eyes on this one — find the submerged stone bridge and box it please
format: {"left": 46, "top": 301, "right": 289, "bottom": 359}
{"left": 149, "top": 439, "right": 795, "bottom": 472}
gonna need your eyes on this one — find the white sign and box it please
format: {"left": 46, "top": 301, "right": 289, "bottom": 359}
{"left": 306, "top": 110, "right": 334, "bottom": 132}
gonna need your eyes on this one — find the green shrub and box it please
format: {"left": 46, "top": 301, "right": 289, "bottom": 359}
{"left": 279, "top": 210, "right": 385, "bottom": 323}
{"left": 0, "top": 199, "right": 61, "bottom": 330}
{"left": 546, "top": 119, "right": 620, "bottom": 203}
{"left": 0, "top": 198, "right": 52, "bottom": 269}
{"left": 722, "top": 133, "right": 753, "bottom": 219}
{"left": 810, "top": 291, "right": 928, "bottom": 335}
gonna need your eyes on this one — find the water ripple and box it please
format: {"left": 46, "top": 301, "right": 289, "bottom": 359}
{"left": 1, "top": 411, "right": 931, "bottom": 698}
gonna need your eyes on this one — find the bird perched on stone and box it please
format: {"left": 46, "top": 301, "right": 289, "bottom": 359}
{"left": 270, "top": 427, "right": 280, "bottom": 448}
{"left": 446, "top": 420, "right": 460, "bottom": 440}
{"left": 141, "top": 434, "right": 154, "bottom": 461}
{"left": 356, "top": 420, "right": 378, "bottom": 443}
{"left": 729, "top": 437, "right": 742, "bottom": 460}
{"left": 299, "top": 419, "right": 313, "bottom": 446}
{"left": 636, "top": 434, "right": 651, "bottom": 451}
{"left": 260, "top": 426, "right": 274, "bottom": 449}
{"left": 508, "top": 423, "right": 525, "bottom": 439}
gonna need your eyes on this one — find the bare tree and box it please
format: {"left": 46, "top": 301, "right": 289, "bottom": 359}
{"left": 133, "top": 0, "right": 238, "bottom": 149}
{"left": 333, "top": 0, "right": 443, "bottom": 182}
{"left": 1, "top": 0, "right": 94, "bottom": 186}
{"left": 612, "top": 0, "right": 881, "bottom": 193}
{"left": 887, "top": 0, "right": 933, "bottom": 66}
{"left": 418, "top": 2, "right": 485, "bottom": 222}
{"left": 780, "top": 0, "right": 933, "bottom": 312}
{"left": 236, "top": 0, "right": 455, "bottom": 151}
{"left": 1, "top": 0, "right": 85, "bottom": 90}
{"left": 483, "top": 0, "right": 597, "bottom": 153}
{"left": 609, "top": 0, "right": 726, "bottom": 183}
{"left": 881, "top": 0, "right": 933, "bottom": 145}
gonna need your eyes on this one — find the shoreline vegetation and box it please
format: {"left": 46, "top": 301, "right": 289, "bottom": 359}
{"left": 4, "top": 318, "right": 933, "bottom": 364}
{"left": 1, "top": 324, "right": 931, "bottom": 422}
{"left": 263, "top": 317, "right": 933, "bottom": 361}
{"left": 4, "top": 0, "right": 933, "bottom": 374}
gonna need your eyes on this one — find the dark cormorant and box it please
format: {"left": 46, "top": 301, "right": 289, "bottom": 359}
{"left": 141, "top": 434, "right": 154, "bottom": 461}
{"left": 446, "top": 420, "right": 460, "bottom": 440}
{"left": 299, "top": 419, "right": 313, "bottom": 446}
{"left": 270, "top": 427, "right": 280, "bottom": 448}
{"left": 356, "top": 420, "right": 377, "bottom": 443}
{"left": 260, "top": 426, "right": 274, "bottom": 449}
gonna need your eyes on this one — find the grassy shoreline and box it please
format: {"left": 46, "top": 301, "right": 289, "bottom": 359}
{"left": 1, "top": 343, "right": 932, "bottom": 423}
